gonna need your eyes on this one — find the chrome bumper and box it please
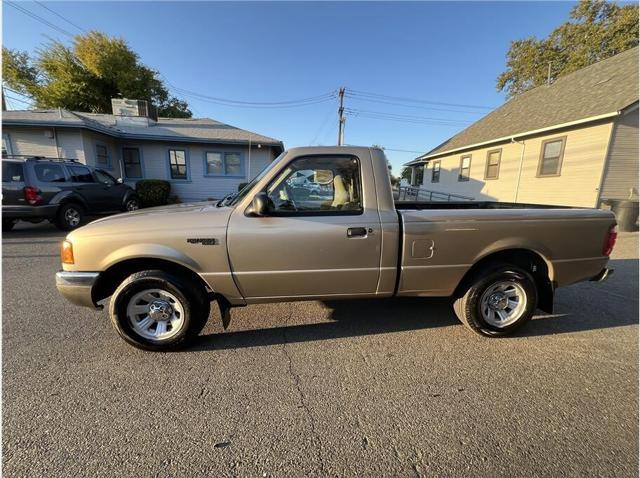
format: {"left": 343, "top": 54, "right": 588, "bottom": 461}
{"left": 590, "top": 268, "right": 614, "bottom": 282}
{"left": 55, "top": 271, "right": 101, "bottom": 309}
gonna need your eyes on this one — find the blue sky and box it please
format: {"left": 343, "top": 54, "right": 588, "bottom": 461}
{"left": 3, "top": 1, "right": 578, "bottom": 173}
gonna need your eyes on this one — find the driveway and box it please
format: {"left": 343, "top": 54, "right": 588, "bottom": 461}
{"left": 2, "top": 229, "right": 638, "bottom": 477}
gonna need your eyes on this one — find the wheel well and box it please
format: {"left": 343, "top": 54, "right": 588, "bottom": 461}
{"left": 92, "top": 258, "right": 213, "bottom": 305}
{"left": 454, "top": 248, "right": 555, "bottom": 313}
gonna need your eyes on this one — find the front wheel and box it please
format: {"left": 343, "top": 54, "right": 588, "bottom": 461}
{"left": 109, "top": 270, "right": 210, "bottom": 351}
{"left": 123, "top": 196, "right": 141, "bottom": 212}
{"left": 453, "top": 265, "right": 538, "bottom": 337}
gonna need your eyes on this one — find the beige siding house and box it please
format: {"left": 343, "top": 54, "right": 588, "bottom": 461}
{"left": 405, "top": 47, "right": 639, "bottom": 208}
{"left": 2, "top": 105, "right": 284, "bottom": 202}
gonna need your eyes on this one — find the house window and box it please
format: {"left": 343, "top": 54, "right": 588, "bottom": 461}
{"left": 2, "top": 133, "right": 12, "bottom": 156}
{"left": 205, "top": 152, "right": 223, "bottom": 175}
{"left": 225, "top": 153, "right": 242, "bottom": 175}
{"left": 459, "top": 155, "right": 471, "bottom": 181}
{"left": 96, "top": 143, "right": 109, "bottom": 167}
{"left": 485, "top": 149, "right": 501, "bottom": 180}
{"left": 538, "top": 137, "right": 566, "bottom": 177}
{"left": 431, "top": 161, "right": 440, "bottom": 183}
{"left": 204, "top": 151, "right": 244, "bottom": 176}
{"left": 123, "top": 147, "right": 142, "bottom": 178}
{"left": 169, "top": 149, "right": 188, "bottom": 180}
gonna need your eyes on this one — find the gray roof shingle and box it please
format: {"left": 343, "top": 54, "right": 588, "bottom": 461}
{"left": 2, "top": 109, "right": 284, "bottom": 149}
{"left": 415, "top": 47, "right": 639, "bottom": 162}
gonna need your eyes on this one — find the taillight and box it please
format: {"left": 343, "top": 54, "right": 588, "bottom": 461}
{"left": 23, "top": 186, "right": 43, "bottom": 205}
{"left": 603, "top": 225, "right": 618, "bottom": 256}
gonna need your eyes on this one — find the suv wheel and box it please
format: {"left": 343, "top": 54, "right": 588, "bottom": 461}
{"left": 123, "top": 196, "right": 141, "bottom": 212}
{"left": 56, "top": 203, "right": 84, "bottom": 231}
{"left": 2, "top": 219, "right": 16, "bottom": 232}
{"left": 109, "top": 270, "right": 210, "bottom": 351}
{"left": 453, "top": 265, "right": 538, "bottom": 337}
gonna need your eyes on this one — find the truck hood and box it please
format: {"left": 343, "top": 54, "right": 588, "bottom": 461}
{"left": 68, "top": 202, "right": 234, "bottom": 239}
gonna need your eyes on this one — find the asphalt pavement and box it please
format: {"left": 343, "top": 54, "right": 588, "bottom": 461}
{"left": 2, "top": 221, "right": 638, "bottom": 477}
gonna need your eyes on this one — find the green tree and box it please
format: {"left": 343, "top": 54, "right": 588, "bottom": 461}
{"left": 3, "top": 32, "right": 191, "bottom": 117}
{"left": 497, "top": 0, "right": 639, "bottom": 98}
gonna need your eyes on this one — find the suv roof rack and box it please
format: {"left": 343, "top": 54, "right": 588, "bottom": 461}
{"left": 2, "top": 154, "right": 80, "bottom": 163}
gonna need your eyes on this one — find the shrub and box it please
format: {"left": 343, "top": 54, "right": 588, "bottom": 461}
{"left": 135, "top": 180, "right": 171, "bottom": 207}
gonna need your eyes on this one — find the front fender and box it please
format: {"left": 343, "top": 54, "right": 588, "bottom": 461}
{"left": 100, "top": 243, "right": 201, "bottom": 272}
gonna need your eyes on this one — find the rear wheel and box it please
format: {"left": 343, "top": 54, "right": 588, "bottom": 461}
{"left": 109, "top": 270, "right": 210, "bottom": 351}
{"left": 453, "top": 265, "right": 537, "bottom": 337}
{"left": 2, "top": 219, "right": 16, "bottom": 232}
{"left": 55, "top": 203, "right": 84, "bottom": 231}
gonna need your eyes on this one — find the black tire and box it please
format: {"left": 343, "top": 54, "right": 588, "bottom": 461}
{"left": 55, "top": 203, "right": 84, "bottom": 231}
{"left": 453, "top": 264, "right": 538, "bottom": 337}
{"left": 2, "top": 219, "right": 16, "bottom": 232}
{"left": 109, "top": 270, "right": 210, "bottom": 351}
{"left": 123, "top": 195, "right": 141, "bottom": 212}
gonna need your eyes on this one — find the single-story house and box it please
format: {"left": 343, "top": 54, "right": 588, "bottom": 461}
{"left": 1, "top": 100, "right": 284, "bottom": 201}
{"left": 404, "top": 47, "right": 639, "bottom": 208}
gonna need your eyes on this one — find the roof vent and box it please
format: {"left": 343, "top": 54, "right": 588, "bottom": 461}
{"left": 111, "top": 98, "right": 158, "bottom": 127}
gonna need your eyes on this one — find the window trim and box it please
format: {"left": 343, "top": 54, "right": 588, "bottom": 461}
{"left": 536, "top": 136, "right": 567, "bottom": 178}
{"left": 167, "top": 148, "right": 191, "bottom": 182}
{"left": 484, "top": 148, "right": 502, "bottom": 180}
{"left": 121, "top": 146, "right": 144, "bottom": 179}
{"left": 95, "top": 141, "right": 111, "bottom": 169}
{"left": 431, "top": 160, "right": 440, "bottom": 183}
{"left": 2, "top": 133, "right": 13, "bottom": 156}
{"left": 260, "top": 154, "right": 364, "bottom": 217}
{"left": 203, "top": 151, "right": 246, "bottom": 178}
{"left": 458, "top": 154, "right": 471, "bottom": 182}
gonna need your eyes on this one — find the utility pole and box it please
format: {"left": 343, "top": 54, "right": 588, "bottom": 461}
{"left": 337, "top": 87, "right": 345, "bottom": 146}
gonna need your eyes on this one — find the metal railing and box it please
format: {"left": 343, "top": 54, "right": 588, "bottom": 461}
{"left": 397, "top": 186, "right": 474, "bottom": 202}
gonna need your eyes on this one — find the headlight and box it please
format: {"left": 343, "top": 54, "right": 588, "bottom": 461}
{"left": 61, "top": 240, "right": 74, "bottom": 264}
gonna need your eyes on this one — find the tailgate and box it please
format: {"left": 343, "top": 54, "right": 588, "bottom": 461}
{"left": 2, "top": 162, "right": 26, "bottom": 205}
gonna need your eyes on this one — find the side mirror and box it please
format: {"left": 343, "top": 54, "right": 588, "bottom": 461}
{"left": 116, "top": 178, "right": 123, "bottom": 184}
{"left": 246, "top": 192, "right": 272, "bottom": 217}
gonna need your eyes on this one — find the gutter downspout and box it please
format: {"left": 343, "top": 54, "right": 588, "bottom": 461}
{"left": 512, "top": 137, "right": 525, "bottom": 203}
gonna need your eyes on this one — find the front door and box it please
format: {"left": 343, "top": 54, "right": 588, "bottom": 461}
{"left": 227, "top": 154, "right": 382, "bottom": 300}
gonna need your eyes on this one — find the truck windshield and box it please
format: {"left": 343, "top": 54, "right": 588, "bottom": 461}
{"left": 224, "top": 152, "right": 286, "bottom": 207}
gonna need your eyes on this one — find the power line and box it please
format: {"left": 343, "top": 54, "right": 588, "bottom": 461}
{"left": 347, "top": 88, "right": 494, "bottom": 111}
{"left": 5, "top": 1, "right": 76, "bottom": 38}
{"left": 345, "top": 93, "right": 487, "bottom": 115}
{"left": 33, "top": 1, "right": 87, "bottom": 33}
{"left": 345, "top": 108, "right": 471, "bottom": 126}
{"left": 346, "top": 108, "right": 472, "bottom": 124}
{"left": 5, "top": 94, "right": 32, "bottom": 106}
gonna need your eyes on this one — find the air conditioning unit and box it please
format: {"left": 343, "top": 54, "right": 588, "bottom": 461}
{"left": 111, "top": 98, "right": 158, "bottom": 121}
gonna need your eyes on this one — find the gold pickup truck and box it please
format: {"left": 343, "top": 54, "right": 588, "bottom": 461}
{"left": 56, "top": 146, "right": 617, "bottom": 350}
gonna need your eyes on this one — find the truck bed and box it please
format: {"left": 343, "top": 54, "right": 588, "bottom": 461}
{"left": 394, "top": 201, "right": 571, "bottom": 210}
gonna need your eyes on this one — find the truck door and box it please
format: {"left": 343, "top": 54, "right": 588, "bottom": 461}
{"left": 227, "top": 153, "right": 382, "bottom": 300}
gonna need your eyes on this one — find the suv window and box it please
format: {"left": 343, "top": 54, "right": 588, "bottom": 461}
{"left": 2, "top": 162, "right": 24, "bottom": 183}
{"left": 34, "top": 163, "right": 67, "bottom": 183}
{"left": 68, "top": 165, "right": 95, "bottom": 183}
{"left": 94, "top": 169, "right": 116, "bottom": 185}
{"left": 266, "top": 155, "right": 362, "bottom": 214}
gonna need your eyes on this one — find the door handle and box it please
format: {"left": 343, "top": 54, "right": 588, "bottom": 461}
{"left": 347, "top": 227, "right": 368, "bottom": 238}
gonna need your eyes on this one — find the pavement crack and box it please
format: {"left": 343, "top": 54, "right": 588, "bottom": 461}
{"left": 281, "top": 310, "right": 326, "bottom": 475}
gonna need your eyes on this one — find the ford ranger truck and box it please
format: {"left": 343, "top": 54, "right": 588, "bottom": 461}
{"left": 55, "top": 146, "right": 617, "bottom": 351}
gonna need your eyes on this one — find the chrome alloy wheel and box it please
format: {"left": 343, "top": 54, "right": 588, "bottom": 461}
{"left": 479, "top": 281, "right": 527, "bottom": 328}
{"left": 126, "top": 289, "right": 185, "bottom": 341}
{"left": 65, "top": 207, "right": 81, "bottom": 226}
{"left": 125, "top": 199, "right": 140, "bottom": 211}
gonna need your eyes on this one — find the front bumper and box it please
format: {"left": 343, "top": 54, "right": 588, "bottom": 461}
{"left": 55, "top": 271, "right": 101, "bottom": 309}
{"left": 590, "top": 268, "right": 614, "bottom": 282}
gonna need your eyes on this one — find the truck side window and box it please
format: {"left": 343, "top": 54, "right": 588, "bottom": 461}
{"left": 266, "top": 155, "right": 362, "bottom": 214}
